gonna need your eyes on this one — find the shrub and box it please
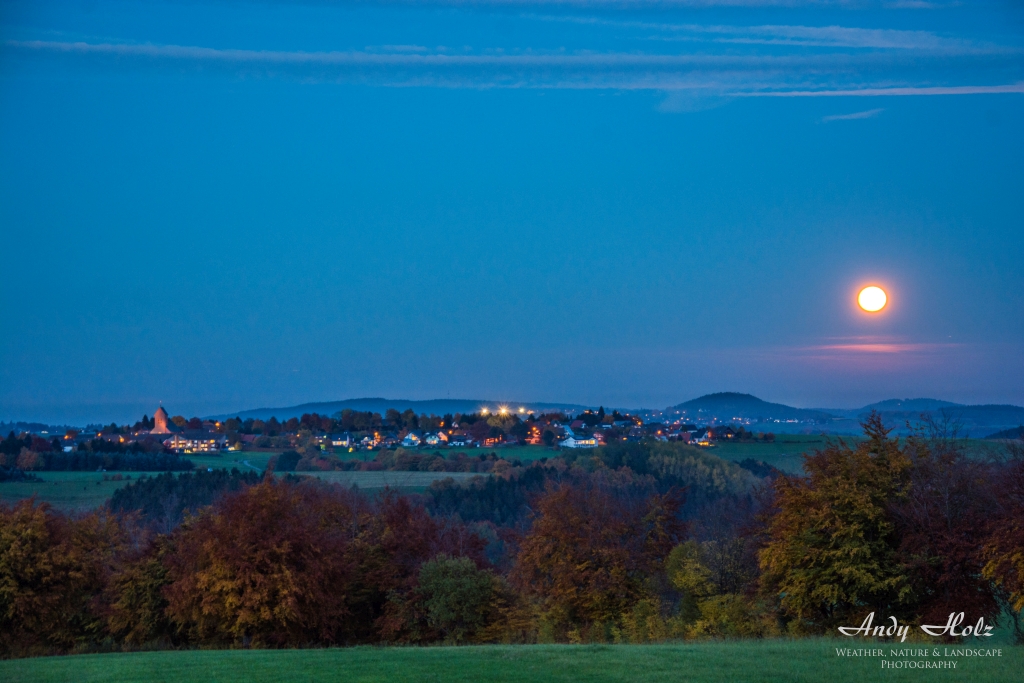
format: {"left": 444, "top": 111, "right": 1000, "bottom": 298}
{"left": 417, "top": 554, "right": 495, "bottom": 644}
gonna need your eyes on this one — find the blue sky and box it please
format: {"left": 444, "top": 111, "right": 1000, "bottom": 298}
{"left": 2, "top": 1, "right": 1023, "bottom": 424}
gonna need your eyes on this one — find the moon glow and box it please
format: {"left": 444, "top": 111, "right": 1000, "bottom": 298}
{"left": 858, "top": 286, "right": 887, "bottom": 312}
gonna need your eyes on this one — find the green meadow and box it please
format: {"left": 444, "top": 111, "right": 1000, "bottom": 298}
{"left": 2, "top": 641, "right": 1020, "bottom": 683}
{"left": 0, "top": 471, "right": 156, "bottom": 511}
{"left": 0, "top": 450, "right": 497, "bottom": 509}
{"left": 2, "top": 438, "right": 1006, "bottom": 510}
{"left": 707, "top": 434, "right": 841, "bottom": 474}
{"left": 297, "top": 469, "right": 481, "bottom": 488}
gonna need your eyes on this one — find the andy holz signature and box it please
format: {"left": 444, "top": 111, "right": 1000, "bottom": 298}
{"left": 838, "top": 613, "right": 995, "bottom": 643}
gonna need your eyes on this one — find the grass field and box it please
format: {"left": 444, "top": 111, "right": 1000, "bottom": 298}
{"left": 295, "top": 470, "right": 482, "bottom": 489}
{"left": 3, "top": 438, "right": 1007, "bottom": 510}
{"left": 0, "top": 471, "right": 165, "bottom": 510}
{"left": 2, "top": 641, "right": 1019, "bottom": 683}
{"left": 707, "top": 435, "right": 840, "bottom": 474}
{"left": 189, "top": 452, "right": 274, "bottom": 472}
{"left": 0, "top": 463, "right": 485, "bottom": 510}
{"left": 709, "top": 435, "right": 1010, "bottom": 474}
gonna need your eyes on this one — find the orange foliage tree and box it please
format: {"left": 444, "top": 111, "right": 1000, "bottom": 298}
{"left": 162, "top": 480, "right": 359, "bottom": 647}
{"left": 510, "top": 477, "right": 684, "bottom": 635}
{"left": 0, "top": 500, "right": 125, "bottom": 656}
{"left": 982, "top": 439, "right": 1024, "bottom": 643}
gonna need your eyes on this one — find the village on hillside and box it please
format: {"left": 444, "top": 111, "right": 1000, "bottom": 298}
{"left": 6, "top": 403, "right": 783, "bottom": 460}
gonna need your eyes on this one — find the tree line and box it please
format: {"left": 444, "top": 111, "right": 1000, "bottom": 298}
{"left": 1, "top": 414, "right": 1022, "bottom": 657}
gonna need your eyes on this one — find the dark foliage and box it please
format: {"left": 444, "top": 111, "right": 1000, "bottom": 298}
{"left": 736, "top": 458, "right": 784, "bottom": 479}
{"left": 893, "top": 433, "right": 1001, "bottom": 628}
{"left": 75, "top": 438, "right": 165, "bottom": 455}
{"left": 0, "top": 467, "right": 42, "bottom": 483}
{"left": 426, "top": 466, "right": 549, "bottom": 526}
{"left": 1, "top": 433, "right": 35, "bottom": 456}
{"left": 269, "top": 450, "right": 301, "bottom": 472}
{"left": 109, "top": 469, "right": 260, "bottom": 532}
{"left": 41, "top": 451, "right": 193, "bottom": 472}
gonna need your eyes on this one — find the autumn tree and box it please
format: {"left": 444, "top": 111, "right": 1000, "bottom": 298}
{"left": 759, "top": 414, "right": 912, "bottom": 631}
{"left": 162, "top": 480, "right": 358, "bottom": 647}
{"left": 105, "top": 537, "right": 176, "bottom": 646}
{"left": 511, "top": 477, "right": 684, "bottom": 637}
{"left": 982, "top": 438, "right": 1024, "bottom": 643}
{"left": 892, "top": 424, "right": 1000, "bottom": 628}
{"left": 0, "top": 500, "right": 125, "bottom": 655}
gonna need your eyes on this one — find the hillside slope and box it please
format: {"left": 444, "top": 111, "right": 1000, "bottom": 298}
{"left": 667, "top": 393, "right": 833, "bottom": 422}
{"left": 211, "top": 398, "right": 592, "bottom": 421}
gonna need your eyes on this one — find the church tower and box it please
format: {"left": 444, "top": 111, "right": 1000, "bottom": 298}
{"left": 151, "top": 406, "right": 176, "bottom": 434}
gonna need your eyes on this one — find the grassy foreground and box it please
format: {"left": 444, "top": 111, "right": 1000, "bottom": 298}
{"left": 2, "top": 641, "right": 1020, "bottom": 683}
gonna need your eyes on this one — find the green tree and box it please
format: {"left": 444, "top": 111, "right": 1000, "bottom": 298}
{"left": 417, "top": 554, "right": 494, "bottom": 643}
{"left": 759, "top": 414, "right": 911, "bottom": 631}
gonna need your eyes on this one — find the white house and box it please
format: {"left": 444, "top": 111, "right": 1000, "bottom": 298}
{"left": 559, "top": 435, "right": 598, "bottom": 449}
{"left": 329, "top": 433, "right": 353, "bottom": 447}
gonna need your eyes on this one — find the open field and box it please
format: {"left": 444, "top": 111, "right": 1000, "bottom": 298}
{"left": 710, "top": 435, "right": 1010, "bottom": 474}
{"left": 189, "top": 452, "right": 275, "bottom": 472}
{"left": 707, "top": 435, "right": 839, "bottom": 474}
{"left": 0, "top": 471, "right": 164, "bottom": 510}
{"left": 295, "top": 470, "right": 482, "bottom": 489}
{"left": 3, "top": 438, "right": 1009, "bottom": 510}
{"left": 2, "top": 641, "right": 1020, "bottom": 683}
{"left": 191, "top": 453, "right": 487, "bottom": 488}
{"left": 0, "top": 468, "right": 484, "bottom": 510}
{"left": 414, "top": 445, "right": 554, "bottom": 462}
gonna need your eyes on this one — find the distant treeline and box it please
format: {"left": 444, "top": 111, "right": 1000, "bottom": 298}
{"left": 0, "top": 450, "right": 192, "bottom": 473}
{"left": 0, "top": 432, "right": 185, "bottom": 472}
{"left": 41, "top": 451, "right": 194, "bottom": 472}
{"left": 1, "top": 417, "right": 1023, "bottom": 657}
{"left": 0, "top": 466, "right": 42, "bottom": 483}
{"left": 109, "top": 469, "right": 261, "bottom": 532}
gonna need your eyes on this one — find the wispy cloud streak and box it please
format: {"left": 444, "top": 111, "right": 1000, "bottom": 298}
{"left": 529, "top": 15, "right": 991, "bottom": 51}
{"left": 746, "top": 84, "right": 1024, "bottom": 96}
{"left": 821, "top": 108, "right": 884, "bottom": 120}
{"left": 802, "top": 342, "right": 961, "bottom": 353}
{"left": 6, "top": 38, "right": 1023, "bottom": 96}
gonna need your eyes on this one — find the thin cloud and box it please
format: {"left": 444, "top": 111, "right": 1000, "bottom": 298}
{"left": 6, "top": 39, "right": 1023, "bottom": 96}
{"left": 530, "top": 15, "right": 987, "bottom": 52}
{"left": 368, "top": 1, "right": 951, "bottom": 6}
{"left": 744, "top": 84, "right": 1024, "bottom": 96}
{"left": 805, "top": 343, "right": 960, "bottom": 353}
{"left": 821, "top": 107, "right": 884, "bottom": 121}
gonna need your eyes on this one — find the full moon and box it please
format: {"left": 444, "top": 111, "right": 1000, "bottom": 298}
{"left": 858, "top": 286, "right": 887, "bottom": 312}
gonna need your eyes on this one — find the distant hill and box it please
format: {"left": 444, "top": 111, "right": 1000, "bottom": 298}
{"left": 819, "top": 400, "right": 1024, "bottom": 436}
{"left": 907, "top": 404, "right": 1024, "bottom": 423}
{"left": 0, "top": 421, "right": 72, "bottom": 436}
{"left": 208, "top": 393, "right": 1024, "bottom": 437}
{"left": 666, "top": 393, "right": 833, "bottom": 423}
{"left": 210, "top": 397, "right": 593, "bottom": 421}
{"left": 860, "top": 398, "right": 962, "bottom": 413}
{"left": 986, "top": 426, "right": 1024, "bottom": 440}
